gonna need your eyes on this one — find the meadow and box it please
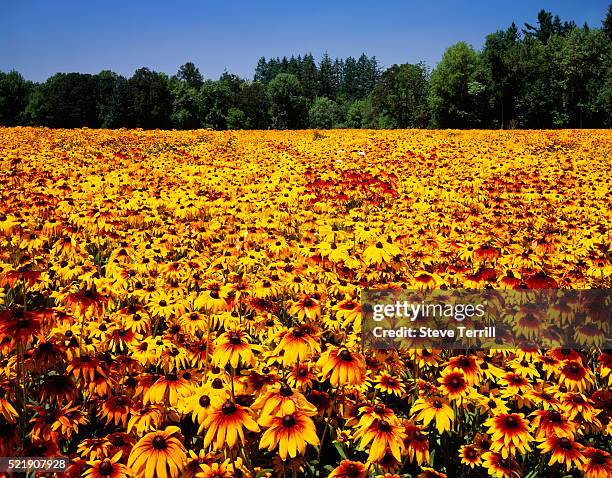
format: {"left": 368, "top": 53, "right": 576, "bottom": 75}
{"left": 0, "top": 127, "right": 611, "bottom": 478}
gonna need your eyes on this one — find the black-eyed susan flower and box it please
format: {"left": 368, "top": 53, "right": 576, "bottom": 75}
{"left": 459, "top": 444, "right": 481, "bottom": 467}
{"left": 561, "top": 392, "right": 597, "bottom": 421}
{"left": 403, "top": 422, "right": 430, "bottom": 465}
{"left": 99, "top": 395, "right": 133, "bottom": 427}
{"left": 52, "top": 402, "right": 88, "bottom": 438}
{"left": 354, "top": 416, "right": 406, "bottom": 463}
{"left": 438, "top": 370, "right": 471, "bottom": 403}
{"left": 558, "top": 360, "right": 594, "bottom": 392}
{"left": 144, "top": 372, "right": 194, "bottom": 406}
{"left": 127, "top": 403, "right": 164, "bottom": 436}
{"left": 212, "top": 325, "right": 256, "bottom": 368}
{"left": 582, "top": 447, "right": 612, "bottom": 478}
{"left": 530, "top": 409, "right": 576, "bottom": 439}
{"left": 411, "top": 396, "right": 454, "bottom": 434}
{"left": 200, "top": 398, "right": 259, "bottom": 451}
{"left": 84, "top": 452, "right": 128, "bottom": 478}
{"left": 484, "top": 413, "right": 533, "bottom": 458}
{"left": 317, "top": 347, "right": 366, "bottom": 387}
{"left": 364, "top": 238, "right": 400, "bottom": 266}
{"left": 127, "top": 426, "right": 186, "bottom": 478}
{"left": 445, "top": 354, "right": 481, "bottom": 385}
{"left": 290, "top": 293, "right": 322, "bottom": 321}
{"left": 329, "top": 460, "right": 367, "bottom": 478}
{"left": 287, "top": 362, "right": 317, "bottom": 390}
{"left": 538, "top": 435, "right": 586, "bottom": 471}
{"left": 252, "top": 382, "right": 316, "bottom": 419}
{"left": 259, "top": 409, "right": 319, "bottom": 460}
{"left": 273, "top": 324, "right": 321, "bottom": 365}
{"left": 481, "top": 451, "right": 520, "bottom": 478}
{"left": 375, "top": 371, "right": 406, "bottom": 397}
{"left": 417, "top": 467, "right": 447, "bottom": 478}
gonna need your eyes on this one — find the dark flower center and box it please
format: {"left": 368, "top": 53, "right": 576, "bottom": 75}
{"left": 558, "top": 437, "right": 572, "bottom": 450}
{"left": 346, "top": 464, "right": 361, "bottom": 477}
{"left": 282, "top": 415, "right": 296, "bottom": 428}
{"left": 222, "top": 401, "right": 237, "bottom": 415}
{"left": 339, "top": 349, "right": 353, "bottom": 362}
{"left": 228, "top": 332, "right": 242, "bottom": 345}
{"left": 504, "top": 415, "right": 518, "bottom": 428}
{"left": 378, "top": 419, "right": 391, "bottom": 431}
{"left": 98, "top": 460, "right": 114, "bottom": 476}
{"left": 152, "top": 435, "right": 167, "bottom": 450}
{"left": 279, "top": 383, "right": 293, "bottom": 397}
{"left": 199, "top": 395, "right": 210, "bottom": 407}
{"left": 458, "top": 356, "right": 471, "bottom": 367}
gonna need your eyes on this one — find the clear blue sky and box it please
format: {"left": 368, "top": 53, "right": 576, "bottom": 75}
{"left": 1, "top": 1, "right": 609, "bottom": 82}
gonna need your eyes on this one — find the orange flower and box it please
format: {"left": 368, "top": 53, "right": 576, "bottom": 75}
{"left": 317, "top": 347, "right": 366, "bottom": 386}
{"left": 259, "top": 410, "right": 319, "bottom": 460}
{"left": 538, "top": 436, "right": 586, "bottom": 471}
{"left": 127, "top": 426, "right": 186, "bottom": 478}
{"left": 484, "top": 413, "right": 533, "bottom": 458}
{"left": 200, "top": 399, "right": 259, "bottom": 451}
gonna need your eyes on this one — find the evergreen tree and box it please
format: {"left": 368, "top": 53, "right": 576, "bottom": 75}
{"left": 603, "top": 4, "right": 612, "bottom": 40}
{"left": 300, "top": 53, "right": 319, "bottom": 99}
{"left": 318, "top": 53, "right": 336, "bottom": 98}
{"left": 176, "top": 62, "right": 203, "bottom": 89}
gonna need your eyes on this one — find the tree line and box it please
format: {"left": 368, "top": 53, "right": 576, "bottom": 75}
{"left": 1, "top": 7, "right": 612, "bottom": 130}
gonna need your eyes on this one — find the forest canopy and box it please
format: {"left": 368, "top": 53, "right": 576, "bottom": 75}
{"left": 2, "top": 7, "right": 612, "bottom": 130}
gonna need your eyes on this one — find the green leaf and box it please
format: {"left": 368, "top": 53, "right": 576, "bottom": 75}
{"left": 334, "top": 442, "right": 347, "bottom": 459}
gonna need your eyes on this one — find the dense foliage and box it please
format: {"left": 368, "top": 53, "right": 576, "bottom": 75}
{"left": 1, "top": 7, "right": 612, "bottom": 130}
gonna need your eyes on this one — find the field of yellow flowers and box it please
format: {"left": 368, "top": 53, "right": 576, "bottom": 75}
{"left": 0, "top": 127, "right": 611, "bottom": 478}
